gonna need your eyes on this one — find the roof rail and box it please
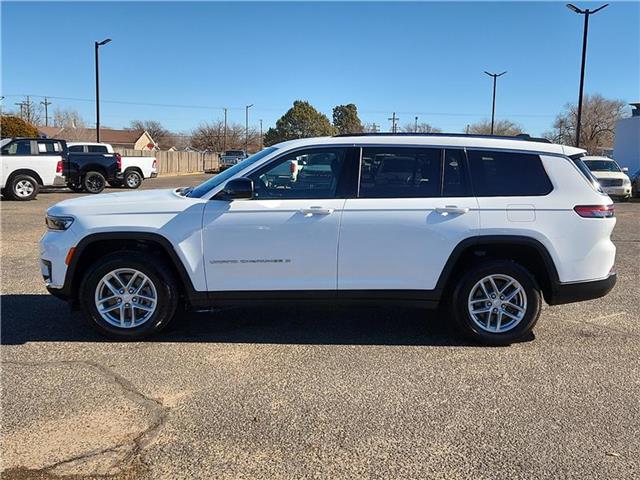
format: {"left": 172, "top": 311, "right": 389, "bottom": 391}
{"left": 332, "top": 132, "right": 552, "bottom": 144}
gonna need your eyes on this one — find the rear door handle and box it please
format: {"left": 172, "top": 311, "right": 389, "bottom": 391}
{"left": 300, "top": 206, "right": 334, "bottom": 216}
{"left": 435, "top": 206, "right": 470, "bottom": 215}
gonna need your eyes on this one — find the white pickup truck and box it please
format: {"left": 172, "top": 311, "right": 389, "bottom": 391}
{"left": 1, "top": 138, "right": 67, "bottom": 201}
{"left": 67, "top": 142, "right": 157, "bottom": 189}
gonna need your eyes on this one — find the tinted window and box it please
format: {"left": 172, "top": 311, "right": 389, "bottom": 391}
{"left": 68, "top": 145, "right": 84, "bottom": 153}
{"left": 467, "top": 150, "right": 552, "bottom": 196}
{"left": 37, "top": 141, "right": 61, "bottom": 154}
{"left": 1, "top": 140, "right": 31, "bottom": 156}
{"left": 88, "top": 145, "right": 109, "bottom": 153}
{"left": 359, "top": 147, "right": 442, "bottom": 198}
{"left": 250, "top": 148, "right": 347, "bottom": 199}
{"left": 442, "top": 149, "right": 469, "bottom": 197}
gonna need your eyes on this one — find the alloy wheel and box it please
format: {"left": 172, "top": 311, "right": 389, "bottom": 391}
{"left": 14, "top": 180, "right": 35, "bottom": 198}
{"left": 94, "top": 268, "right": 158, "bottom": 328}
{"left": 467, "top": 274, "right": 527, "bottom": 333}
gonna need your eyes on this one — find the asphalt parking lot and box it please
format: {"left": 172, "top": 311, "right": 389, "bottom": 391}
{"left": 1, "top": 175, "right": 639, "bottom": 480}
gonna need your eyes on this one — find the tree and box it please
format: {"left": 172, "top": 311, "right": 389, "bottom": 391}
{"left": 402, "top": 122, "right": 441, "bottom": 133}
{"left": 468, "top": 119, "right": 523, "bottom": 136}
{"left": 543, "top": 94, "right": 626, "bottom": 153}
{"left": 264, "top": 101, "right": 336, "bottom": 146}
{"left": 332, "top": 104, "right": 363, "bottom": 134}
{"left": 1, "top": 115, "right": 39, "bottom": 137}
{"left": 191, "top": 121, "right": 261, "bottom": 152}
{"left": 129, "top": 120, "right": 170, "bottom": 148}
{"left": 53, "top": 108, "right": 87, "bottom": 129}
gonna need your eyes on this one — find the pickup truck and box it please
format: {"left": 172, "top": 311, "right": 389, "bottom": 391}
{"left": 220, "top": 150, "right": 248, "bottom": 170}
{"left": 63, "top": 147, "right": 120, "bottom": 194}
{"left": 1, "top": 137, "right": 67, "bottom": 201}
{"left": 67, "top": 142, "right": 157, "bottom": 189}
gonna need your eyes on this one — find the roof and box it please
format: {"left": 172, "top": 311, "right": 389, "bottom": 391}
{"left": 272, "top": 135, "right": 585, "bottom": 157}
{"left": 39, "top": 126, "right": 151, "bottom": 145}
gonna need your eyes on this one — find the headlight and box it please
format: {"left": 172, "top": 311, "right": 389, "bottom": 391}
{"left": 623, "top": 178, "right": 631, "bottom": 186}
{"left": 45, "top": 215, "right": 74, "bottom": 231}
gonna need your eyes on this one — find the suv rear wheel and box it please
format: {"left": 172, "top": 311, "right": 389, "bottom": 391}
{"left": 450, "top": 260, "right": 542, "bottom": 345}
{"left": 79, "top": 251, "right": 179, "bottom": 340}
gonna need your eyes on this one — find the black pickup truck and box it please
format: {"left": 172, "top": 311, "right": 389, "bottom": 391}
{"left": 64, "top": 149, "right": 121, "bottom": 194}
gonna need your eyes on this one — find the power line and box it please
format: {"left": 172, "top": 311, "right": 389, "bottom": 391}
{"left": 1, "top": 94, "right": 558, "bottom": 118}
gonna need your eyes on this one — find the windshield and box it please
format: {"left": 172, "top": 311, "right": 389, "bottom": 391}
{"left": 224, "top": 150, "right": 244, "bottom": 156}
{"left": 186, "top": 147, "right": 278, "bottom": 198}
{"left": 584, "top": 160, "right": 621, "bottom": 172}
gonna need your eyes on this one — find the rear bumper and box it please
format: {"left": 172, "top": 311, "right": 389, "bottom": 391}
{"left": 52, "top": 175, "right": 67, "bottom": 187}
{"left": 546, "top": 273, "right": 617, "bottom": 305}
{"left": 150, "top": 172, "right": 158, "bottom": 178}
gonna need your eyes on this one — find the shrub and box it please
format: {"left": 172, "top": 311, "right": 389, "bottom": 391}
{"left": 1, "top": 116, "right": 39, "bottom": 138}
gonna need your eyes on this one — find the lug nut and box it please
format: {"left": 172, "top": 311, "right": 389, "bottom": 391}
{"left": 129, "top": 289, "right": 134, "bottom": 294}
{"left": 119, "top": 289, "right": 124, "bottom": 294}
{"left": 132, "top": 298, "right": 137, "bottom": 303}
{"left": 491, "top": 294, "right": 496, "bottom": 299}
{"left": 493, "top": 308, "right": 498, "bottom": 313}
{"left": 125, "top": 303, "right": 130, "bottom": 307}
{"left": 500, "top": 295, "right": 505, "bottom": 300}
{"left": 117, "top": 298, "right": 122, "bottom": 303}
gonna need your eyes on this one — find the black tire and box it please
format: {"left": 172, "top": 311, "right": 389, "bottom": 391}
{"left": 83, "top": 171, "right": 106, "bottom": 194}
{"left": 6, "top": 174, "right": 39, "bottom": 201}
{"left": 123, "top": 170, "right": 143, "bottom": 189}
{"left": 79, "top": 251, "right": 179, "bottom": 340}
{"left": 108, "top": 180, "right": 123, "bottom": 188}
{"left": 449, "top": 260, "right": 542, "bottom": 346}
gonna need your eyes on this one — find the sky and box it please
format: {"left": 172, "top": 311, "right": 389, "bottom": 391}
{"left": 2, "top": 1, "right": 639, "bottom": 137}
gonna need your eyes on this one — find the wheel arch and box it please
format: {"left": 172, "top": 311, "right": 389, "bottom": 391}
{"left": 7, "top": 169, "right": 44, "bottom": 186}
{"left": 66, "top": 232, "right": 205, "bottom": 307}
{"left": 436, "top": 235, "right": 560, "bottom": 303}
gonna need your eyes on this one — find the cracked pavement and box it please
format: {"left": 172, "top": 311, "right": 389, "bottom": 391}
{"left": 1, "top": 176, "right": 639, "bottom": 479}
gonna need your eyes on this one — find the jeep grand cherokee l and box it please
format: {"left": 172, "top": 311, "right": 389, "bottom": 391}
{"left": 40, "top": 134, "right": 617, "bottom": 345}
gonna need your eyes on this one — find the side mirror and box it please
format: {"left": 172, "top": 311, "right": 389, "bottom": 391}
{"left": 621, "top": 167, "right": 629, "bottom": 173}
{"left": 215, "top": 177, "right": 253, "bottom": 200}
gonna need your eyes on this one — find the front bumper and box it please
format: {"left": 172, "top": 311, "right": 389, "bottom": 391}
{"left": 546, "top": 273, "right": 617, "bottom": 305}
{"left": 603, "top": 186, "right": 632, "bottom": 198}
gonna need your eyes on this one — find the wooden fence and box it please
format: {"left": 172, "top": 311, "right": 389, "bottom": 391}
{"left": 114, "top": 149, "right": 220, "bottom": 176}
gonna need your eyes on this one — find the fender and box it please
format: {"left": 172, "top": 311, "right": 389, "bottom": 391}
{"left": 434, "top": 235, "right": 561, "bottom": 292}
{"left": 59, "top": 231, "right": 209, "bottom": 307}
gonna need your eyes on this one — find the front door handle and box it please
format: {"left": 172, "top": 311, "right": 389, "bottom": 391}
{"left": 435, "top": 206, "right": 470, "bottom": 215}
{"left": 300, "top": 206, "right": 334, "bottom": 216}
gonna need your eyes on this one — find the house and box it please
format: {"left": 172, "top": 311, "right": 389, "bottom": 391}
{"left": 39, "top": 126, "right": 156, "bottom": 151}
{"left": 613, "top": 103, "right": 640, "bottom": 173}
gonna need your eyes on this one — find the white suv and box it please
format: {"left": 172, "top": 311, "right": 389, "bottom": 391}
{"left": 40, "top": 134, "right": 617, "bottom": 345}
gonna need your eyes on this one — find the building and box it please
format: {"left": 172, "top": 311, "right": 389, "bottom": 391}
{"left": 613, "top": 103, "right": 640, "bottom": 172}
{"left": 39, "top": 126, "right": 156, "bottom": 151}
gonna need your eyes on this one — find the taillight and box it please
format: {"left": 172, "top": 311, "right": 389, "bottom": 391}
{"left": 115, "top": 153, "right": 122, "bottom": 171}
{"left": 290, "top": 161, "right": 297, "bottom": 174}
{"left": 56, "top": 160, "right": 63, "bottom": 174}
{"left": 152, "top": 159, "right": 157, "bottom": 169}
{"left": 574, "top": 204, "right": 615, "bottom": 218}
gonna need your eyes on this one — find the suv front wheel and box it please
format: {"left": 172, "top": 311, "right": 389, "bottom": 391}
{"left": 450, "top": 260, "right": 542, "bottom": 345}
{"left": 79, "top": 251, "right": 179, "bottom": 340}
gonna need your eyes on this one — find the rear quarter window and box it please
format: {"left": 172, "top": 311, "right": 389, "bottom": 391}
{"left": 88, "top": 145, "right": 109, "bottom": 153}
{"left": 467, "top": 150, "right": 553, "bottom": 196}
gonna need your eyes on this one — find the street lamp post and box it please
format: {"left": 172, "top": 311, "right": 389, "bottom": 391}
{"left": 245, "top": 104, "right": 253, "bottom": 153}
{"left": 94, "top": 38, "right": 112, "bottom": 142}
{"left": 566, "top": 3, "right": 609, "bottom": 148}
{"left": 484, "top": 71, "right": 507, "bottom": 135}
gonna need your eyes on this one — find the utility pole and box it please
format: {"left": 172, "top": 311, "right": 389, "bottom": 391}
{"left": 465, "top": 124, "right": 470, "bottom": 134}
{"left": 95, "top": 38, "right": 112, "bottom": 142}
{"left": 259, "top": 119, "right": 263, "bottom": 150}
{"left": 41, "top": 97, "right": 52, "bottom": 127}
{"left": 245, "top": 104, "right": 253, "bottom": 153}
{"left": 566, "top": 3, "right": 609, "bottom": 147}
{"left": 484, "top": 71, "right": 507, "bottom": 135}
{"left": 371, "top": 122, "right": 379, "bottom": 133}
{"left": 15, "top": 101, "right": 26, "bottom": 120}
{"left": 414, "top": 116, "right": 419, "bottom": 132}
{"left": 223, "top": 107, "right": 228, "bottom": 151}
{"left": 388, "top": 112, "right": 398, "bottom": 133}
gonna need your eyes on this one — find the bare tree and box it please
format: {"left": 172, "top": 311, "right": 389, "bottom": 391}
{"left": 129, "top": 120, "right": 170, "bottom": 148}
{"left": 402, "top": 122, "right": 441, "bottom": 133}
{"left": 14, "top": 96, "right": 42, "bottom": 126}
{"left": 543, "top": 94, "right": 626, "bottom": 153}
{"left": 468, "top": 119, "right": 523, "bottom": 136}
{"left": 53, "top": 108, "right": 87, "bottom": 129}
{"left": 191, "top": 121, "right": 261, "bottom": 153}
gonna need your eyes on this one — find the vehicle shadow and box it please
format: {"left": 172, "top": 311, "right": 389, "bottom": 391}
{"left": 0, "top": 294, "right": 517, "bottom": 347}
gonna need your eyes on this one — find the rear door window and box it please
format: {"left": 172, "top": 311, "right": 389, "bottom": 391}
{"left": 88, "top": 145, "right": 109, "bottom": 153}
{"left": 359, "top": 147, "right": 442, "bottom": 198}
{"left": 467, "top": 150, "right": 553, "bottom": 196}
